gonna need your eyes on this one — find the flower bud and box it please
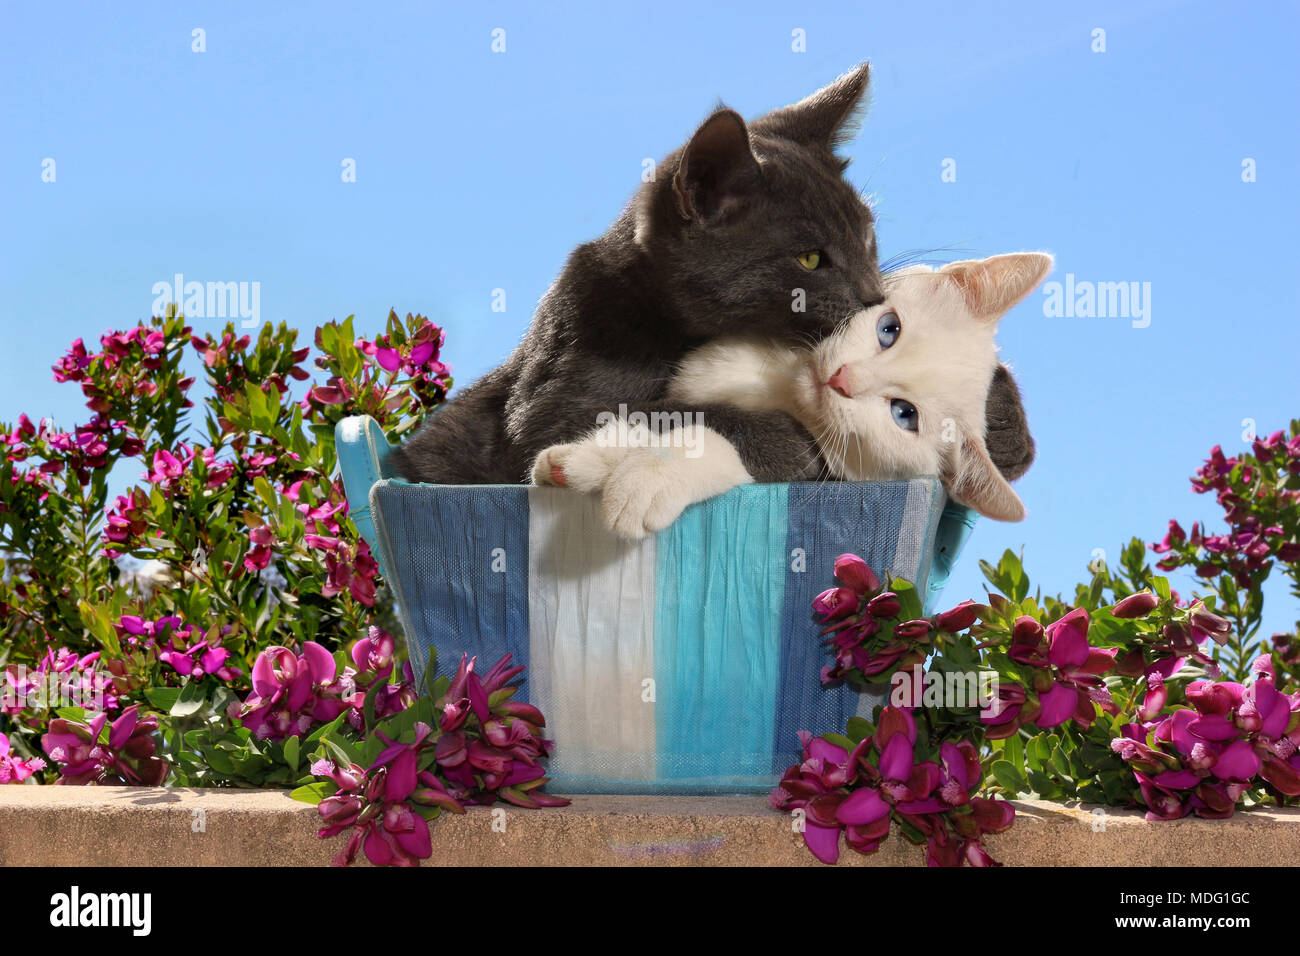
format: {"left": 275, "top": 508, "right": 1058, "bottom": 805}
{"left": 1112, "top": 591, "right": 1159, "bottom": 619}
{"left": 935, "top": 599, "right": 978, "bottom": 633}
{"left": 866, "top": 592, "right": 900, "bottom": 619}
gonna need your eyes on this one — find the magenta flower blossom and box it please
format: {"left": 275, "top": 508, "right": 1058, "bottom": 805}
{"left": 314, "top": 724, "right": 452, "bottom": 867}
{"left": 146, "top": 448, "right": 184, "bottom": 484}
{"left": 314, "top": 652, "right": 566, "bottom": 867}
{"left": 935, "top": 599, "right": 979, "bottom": 633}
{"left": 832, "top": 553, "right": 880, "bottom": 595}
{"left": 773, "top": 706, "right": 1013, "bottom": 867}
{"left": 117, "top": 616, "right": 239, "bottom": 683}
{"left": 813, "top": 558, "right": 926, "bottom": 686}
{"left": 243, "top": 523, "right": 274, "bottom": 573}
{"left": 1113, "top": 657, "right": 1300, "bottom": 819}
{"left": 1036, "top": 608, "right": 1117, "bottom": 727}
{"left": 41, "top": 706, "right": 169, "bottom": 786}
{"left": 238, "top": 643, "right": 358, "bottom": 741}
{"left": 996, "top": 609, "right": 1116, "bottom": 732}
{"left": 319, "top": 539, "right": 380, "bottom": 606}
{"left": 158, "top": 639, "right": 241, "bottom": 682}
{"left": 770, "top": 730, "right": 870, "bottom": 863}
{"left": 102, "top": 489, "right": 149, "bottom": 556}
{"left": 432, "top": 654, "right": 564, "bottom": 805}
{"left": 3, "top": 649, "right": 118, "bottom": 716}
{"left": 0, "top": 732, "right": 46, "bottom": 783}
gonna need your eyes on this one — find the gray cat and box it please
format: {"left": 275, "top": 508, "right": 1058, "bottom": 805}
{"left": 391, "top": 64, "right": 1034, "bottom": 487}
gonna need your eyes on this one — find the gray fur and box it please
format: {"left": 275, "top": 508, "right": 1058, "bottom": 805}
{"left": 391, "top": 64, "right": 1034, "bottom": 487}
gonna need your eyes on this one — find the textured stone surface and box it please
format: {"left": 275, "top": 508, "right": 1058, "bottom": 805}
{"left": 1, "top": 786, "right": 1297, "bottom": 866}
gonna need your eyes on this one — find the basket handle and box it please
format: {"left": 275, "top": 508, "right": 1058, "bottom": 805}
{"left": 925, "top": 502, "right": 980, "bottom": 613}
{"left": 335, "top": 415, "right": 398, "bottom": 562}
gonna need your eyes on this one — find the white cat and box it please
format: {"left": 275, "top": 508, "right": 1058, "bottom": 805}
{"left": 532, "top": 253, "right": 1052, "bottom": 538}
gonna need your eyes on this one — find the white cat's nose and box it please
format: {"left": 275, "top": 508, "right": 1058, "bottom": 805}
{"left": 827, "top": 365, "right": 853, "bottom": 398}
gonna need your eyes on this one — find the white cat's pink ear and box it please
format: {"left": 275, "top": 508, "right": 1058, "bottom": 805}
{"left": 945, "top": 436, "right": 1026, "bottom": 522}
{"left": 940, "top": 253, "right": 1053, "bottom": 322}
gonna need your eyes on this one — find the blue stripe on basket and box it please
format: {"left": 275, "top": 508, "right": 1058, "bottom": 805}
{"left": 370, "top": 484, "right": 530, "bottom": 693}
{"left": 653, "top": 484, "right": 788, "bottom": 787}
{"left": 772, "top": 481, "right": 933, "bottom": 771}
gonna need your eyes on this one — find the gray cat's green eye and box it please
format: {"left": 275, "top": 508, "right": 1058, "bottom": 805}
{"left": 796, "top": 251, "right": 823, "bottom": 270}
{"left": 877, "top": 310, "right": 900, "bottom": 349}
{"left": 890, "top": 398, "right": 918, "bottom": 432}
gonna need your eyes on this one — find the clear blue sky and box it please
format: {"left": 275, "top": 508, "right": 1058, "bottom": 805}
{"left": 2, "top": 1, "right": 1297, "bottom": 633}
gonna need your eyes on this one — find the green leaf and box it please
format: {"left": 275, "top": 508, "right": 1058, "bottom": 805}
{"left": 991, "top": 759, "right": 1026, "bottom": 795}
{"left": 1028, "top": 733, "right": 1051, "bottom": 768}
{"left": 77, "top": 600, "right": 121, "bottom": 656}
{"left": 203, "top": 747, "right": 236, "bottom": 775}
{"left": 846, "top": 717, "right": 875, "bottom": 744}
{"left": 1050, "top": 746, "right": 1072, "bottom": 778}
{"left": 253, "top": 476, "right": 278, "bottom": 510}
{"left": 891, "top": 578, "right": 925, "bottom": 622}
{"left": 170, "top": 680, "right": 208, "bottom": 718}
{"left": 1003, "top": 732, "right": 1024, "bottom": 770}
{"left": 283, "top": 735, "right": 301, "bottom": 774}
{"left": 305, "top": 712, "right": 347, "bottom": 743}
{"left": 289, "top": 781, "right": 335, "bottom": 806}
{"left": 323, "top": 736, "right": 359, "bottom": 768}
{"left": 145, "top": 687, "right": 181, "bottom": 712}
{"left": 1027, "top": 768, "right": 1057, "bottom": 797}
{"left": 978, "top": 558, "right": 999, "bottom": 589}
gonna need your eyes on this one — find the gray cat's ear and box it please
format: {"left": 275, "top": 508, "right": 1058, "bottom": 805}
{"left": 940, "top": 253, "right": 1054, "bottom": 322}
{"left": 751, "top": 62, "right": 871, "bottom": 151}
{"left": 945, "top": 435, "right": 1027, "bottom": 522}
{"left": 673, "top": 109, "right": 762, "bottom": 223}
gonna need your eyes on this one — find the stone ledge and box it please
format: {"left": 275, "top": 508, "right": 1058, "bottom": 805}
{"left": 1, "top": 786, "right": 1297, "bottom": 866}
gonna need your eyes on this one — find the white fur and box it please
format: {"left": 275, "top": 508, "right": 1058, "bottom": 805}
{"left": 532, "top": 420, "right": 753, "bottom": 538}
{"left": 532, "top": 253, "right": 1049, "bottom": 530}
{"left": 668, "top": 253, "right": 1052, "bottom": 522}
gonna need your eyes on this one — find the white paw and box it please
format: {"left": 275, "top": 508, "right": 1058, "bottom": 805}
{"left": 530, "top": 438, "right": 627, "bottom": 492}
{"left": 601, "top": 453, "right": 698, "bottom": 539}
{"left": 598, "top": 426, "right": 754, "bottom": 539}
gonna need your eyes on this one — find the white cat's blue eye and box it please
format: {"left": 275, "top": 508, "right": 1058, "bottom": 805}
{"left": 876, "top": 310, "right": 900, "bottom": 349}
{"left": 890, "top": 398, "right": 918, "bottom": 432}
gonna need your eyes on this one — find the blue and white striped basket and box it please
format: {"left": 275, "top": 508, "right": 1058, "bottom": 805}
{"left": 336, "top": 415, "right": 978, "bottom": 794}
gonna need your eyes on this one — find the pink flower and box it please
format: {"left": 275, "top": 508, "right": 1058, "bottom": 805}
{"left": 244, "top": 523, "right": 274, "bottom": 573}
{"left": 1112, "top": 591, "right": 1160, "bottom": 619}
{"left": 147, "top": 449, "right": 184, "bottom": 484}
{"left": 999, "top": 608, "right": 1116, "bottom": 732}
{"left": 832, "top": 553, "right": 881, "bottom": 596}
{"left": 935, "top": 599, "right": 979, "bottom": 633}
{"left": 238, "top": 643, "right": 357, "bottom": 741}
{"left": 41, "top": 706, "right": 169, "bottom": 786}
{"left": 351, "top": 626, "right": 395, "bottom": 684}
{"left": 0, "top": 732, "right": 46, "bottom": 783}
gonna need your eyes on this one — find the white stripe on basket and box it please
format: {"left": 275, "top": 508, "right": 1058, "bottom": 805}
{"left": 526, "top": 488, "right": 657, "bottom": 785}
